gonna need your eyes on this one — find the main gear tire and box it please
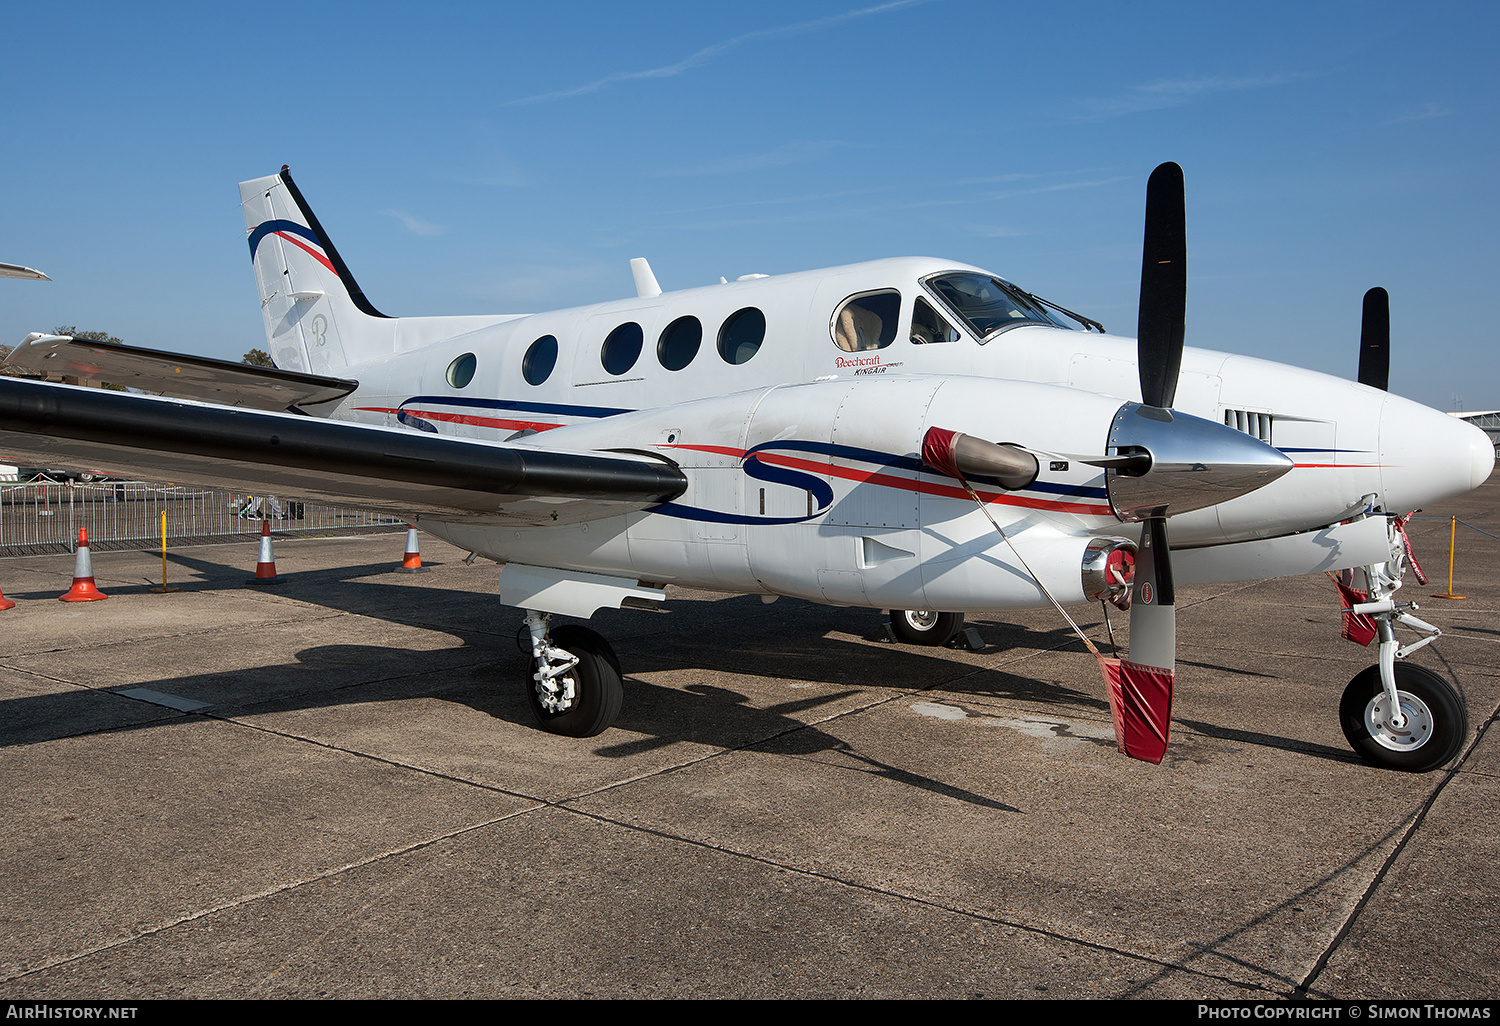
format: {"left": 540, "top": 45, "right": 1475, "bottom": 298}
{"left": 890, "top": 610, "right": 964, "bottom": 647}
{"left": 527, "top": 632, "right": 624, "bottom": 738}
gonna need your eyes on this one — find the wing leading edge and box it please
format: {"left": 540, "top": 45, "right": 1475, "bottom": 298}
{"left": 0, "top": 378, "right": 686, "bottom": 524}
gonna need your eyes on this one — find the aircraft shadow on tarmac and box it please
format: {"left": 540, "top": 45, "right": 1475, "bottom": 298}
{"left": 0, "top": 549, "right": 1363, "bottom": 780}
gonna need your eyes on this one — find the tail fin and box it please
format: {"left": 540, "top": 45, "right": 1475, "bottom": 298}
{"left": 239, "top": 167, "right": 394, "bottom": 375}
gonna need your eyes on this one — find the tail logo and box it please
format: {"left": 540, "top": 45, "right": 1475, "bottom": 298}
{"left": 248, "top": 219, "right": 336, "bottom": 276}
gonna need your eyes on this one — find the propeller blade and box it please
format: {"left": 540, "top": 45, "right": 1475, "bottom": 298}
{"left": 1358, "top": 286, "right": 1390, "bottom": 392}
{"left": 1100, "top": 517, "right": 1175, "bottom": 764}
{"left": 1129, "top": 517, "right": 1175, "bottom": 671}
{"left": 1137, "top": 162, "right": 1186, "bottom": 409}
{"left": 1103, "top": 162, "right": 1186, "bottom": 765}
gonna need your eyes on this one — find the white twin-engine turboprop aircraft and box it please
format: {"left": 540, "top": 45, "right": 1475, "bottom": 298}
{"left": 1, "top": 164, "right": 1491, "bottom": 770}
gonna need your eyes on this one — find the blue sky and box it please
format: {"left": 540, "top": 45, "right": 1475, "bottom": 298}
{"left": 3, "top": 0, "right": 1496, "bottom": 411}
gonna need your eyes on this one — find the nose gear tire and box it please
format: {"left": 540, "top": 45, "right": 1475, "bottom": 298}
{"left": 1339, "top": 663, "right": 1467, "bottom": 772}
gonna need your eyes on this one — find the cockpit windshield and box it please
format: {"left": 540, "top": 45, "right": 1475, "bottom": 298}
{"left": 925, "top": 273, "right": 1068, "bottom": 339}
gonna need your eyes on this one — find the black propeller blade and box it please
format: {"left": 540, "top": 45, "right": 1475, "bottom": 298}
{"left": 1137, "top": 161, "right": 1186, "bottom": 410}
{"left": 1128, "top": 162, "right": 1187, "bottom": 679}
{"left": 1358, "top": 286, "right": 1390, "bottom": 392}
{"left": 1115, "top": 161, "right": 1187, "bottom": 763}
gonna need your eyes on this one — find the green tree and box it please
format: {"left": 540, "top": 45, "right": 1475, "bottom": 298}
{"left": 242, "top": 348, "right": 274, "bottom": 367}
{"left": 47, "top": 327, "right": 127, "bottom": 389}
{"left": 53, "top": 326, "right": 124, "bottom": 346}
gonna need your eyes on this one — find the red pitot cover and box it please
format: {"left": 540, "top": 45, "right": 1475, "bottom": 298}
{"left": 921, "top": 426, "right": 962, "bottom": 479}
{"left": 1332, "top": 580, "right": 1378, "bottom": 647}
{"left": 1097, "top": 656, "right": 1174, "bottom": 764}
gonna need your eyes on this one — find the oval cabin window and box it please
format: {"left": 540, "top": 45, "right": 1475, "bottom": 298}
{"left": 601, "top": 322, "right": 644, "bottom": 376}
{"left": 657, "top": 315, "right": 702, "bottom": 372}
{"left": 446, "top": 352, "right": 477, "bottom": 388}
{"left": 522, "top": 336, "right": 558, "bottom": 386}
{"left": 832, "top": 291, "right": 900, "bottom": 353}
{"left": 717, "top": 307, "right": 765, "bottom": 365}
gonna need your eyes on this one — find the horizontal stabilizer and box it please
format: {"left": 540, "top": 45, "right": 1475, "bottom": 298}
{"left": 4, "top": 334, "right": 357, "bottom": 411}
{"left": 0, "top": 378, "right": 686, "bottom": 524}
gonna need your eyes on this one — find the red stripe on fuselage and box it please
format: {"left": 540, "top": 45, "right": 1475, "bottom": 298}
{"left": 666, "top": 443, "right": 1111, "bottom": 516}
{"left": 352, "top": 406, "right": 564, "bottom": 434}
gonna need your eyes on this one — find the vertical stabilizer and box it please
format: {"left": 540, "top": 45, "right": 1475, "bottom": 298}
{"left": 240, "top": 167, "right": 394, "bottom": 375}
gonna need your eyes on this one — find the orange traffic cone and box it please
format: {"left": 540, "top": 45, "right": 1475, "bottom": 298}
{"left": 0, "top": 581, "right": 14, "bottom": 611}
{"left": 59, "top": 528, "right": 109, "bottom": 601}
{"left": 395, "top": 525, "right": 429, "bottom": 573}
{"left": 247, "top": 519, "right": 284, "bottom": 585}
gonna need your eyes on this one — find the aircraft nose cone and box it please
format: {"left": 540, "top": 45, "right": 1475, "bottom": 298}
{"left": 1380, "top": 397, "right": 1494, "bottom": 510}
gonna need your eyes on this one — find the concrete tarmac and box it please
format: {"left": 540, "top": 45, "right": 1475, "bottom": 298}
{"left": 1, "top": 481, "right": 1495, "bottom": 999}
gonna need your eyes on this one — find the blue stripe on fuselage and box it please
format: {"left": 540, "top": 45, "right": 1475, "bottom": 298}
{"left": 399, "top": 395, "right": 633, "bottom": 419}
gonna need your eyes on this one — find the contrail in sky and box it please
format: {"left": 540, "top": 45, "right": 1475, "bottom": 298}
{"left": 507, "top": 1, "right": 936, "bottom": 106}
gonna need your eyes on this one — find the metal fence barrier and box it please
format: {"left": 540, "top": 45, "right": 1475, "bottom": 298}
{"left": 0, "top": 481, "right": 405, "bottom": 556}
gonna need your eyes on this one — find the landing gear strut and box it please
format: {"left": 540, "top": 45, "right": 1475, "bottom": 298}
{"left": 1338, "top": 517, "right": 1468, "bottom": 772}
{"left": 522, "top": 611, "right": 623, "bottom": 737}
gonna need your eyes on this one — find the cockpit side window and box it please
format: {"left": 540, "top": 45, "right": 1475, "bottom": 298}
{"left": 925, "top": 273, "right": 1064, "bottom": 340}
{"left": 910, "top": 296, "right": 960, "bottom": 344}
{"left": 832, "top": 290, "right": 900, "bottom": 353}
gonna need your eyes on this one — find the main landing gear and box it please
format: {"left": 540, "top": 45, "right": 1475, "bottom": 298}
{"left": 1337, "top": 518, "right": 1469, "bottom": 773}
{"left": 521, "top": 611, "right": 623, "bottom": 737}
{"left": 889, "top": 609, "right": 965, "bottom": 647}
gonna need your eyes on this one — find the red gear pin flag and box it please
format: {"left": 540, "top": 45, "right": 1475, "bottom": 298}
{"left": 1327, "top": 571, "right": 1378, "bottom": 647}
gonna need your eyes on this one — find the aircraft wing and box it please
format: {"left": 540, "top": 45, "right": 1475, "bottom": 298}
{"left": 0, "top": 378, "right": 686, "bottom": 524}
{"left": 0, "top": 262, "right": 50, "bottom": 281}
{"left": 4, "top": 334, "right": 357, "bottom": 411}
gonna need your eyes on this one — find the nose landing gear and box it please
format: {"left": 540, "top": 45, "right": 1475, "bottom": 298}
{"left": 1340, "top": 662, "right": 1466, "bottom": 772}
{"left": 1335, "top": 516, "right": 1468, "bottom": 772}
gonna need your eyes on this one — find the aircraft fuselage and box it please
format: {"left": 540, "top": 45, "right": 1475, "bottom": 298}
{"left": 281, "top": 255, "right": 1489, "bottom": 611}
